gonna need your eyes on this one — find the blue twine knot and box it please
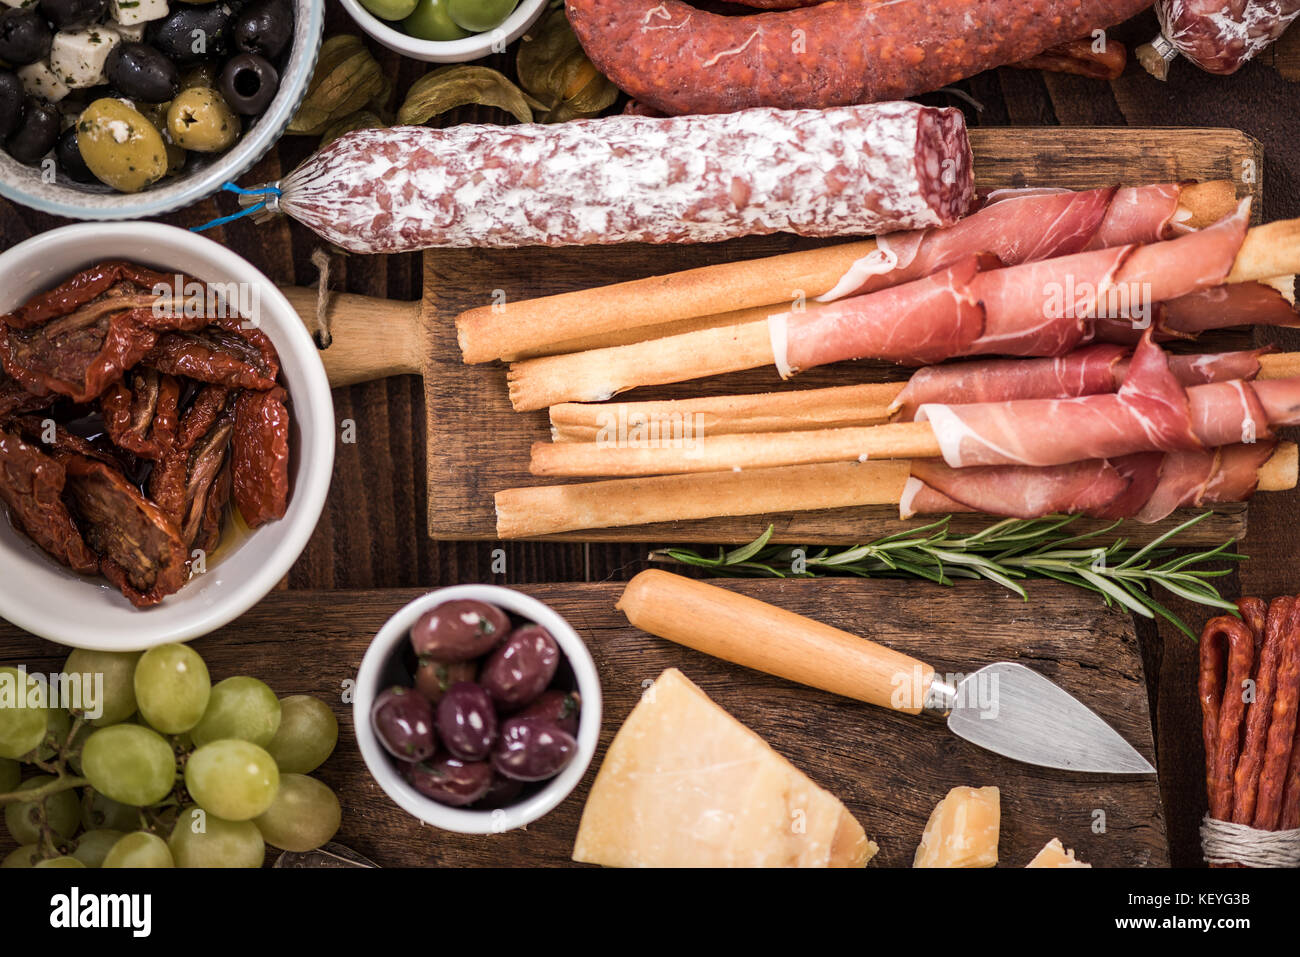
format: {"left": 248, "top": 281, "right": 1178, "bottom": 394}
{"left": 191, "top": 182, "right": 283, "bottom": 233}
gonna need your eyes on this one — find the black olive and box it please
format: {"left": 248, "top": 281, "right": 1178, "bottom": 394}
{"left": 0, "top": 69, "right": 24, "bottom": 142}
{"left": 38, "top": 0, "right": 106, "bottom": 30}
{"left": 232, "top": 0, "right": 292, "bottom": 60}
{"left": 146, "top": 2, "right": 235, "bottom": 66}
{"left": 0, "top": 8, "right": 53, "bottom": 66}
{"left": 105, "top": 42, "right": 179, "bottom": 103}
{"left": 55, "top": 125, "right": 96, "bottom": 183}
{"left": 218, "top": 52, "right": 277, "bottom": 115}
{"left": 5, "top": 96, "right": 59, "bottom": 166}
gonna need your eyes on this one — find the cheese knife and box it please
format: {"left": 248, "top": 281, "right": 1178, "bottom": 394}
{"left": 618, "top": 570, "right": 1155, "bottom": 774}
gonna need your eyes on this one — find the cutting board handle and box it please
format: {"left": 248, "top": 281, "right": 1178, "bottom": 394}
{"left": 618, "top": 570, "right": 936, "bottom": 714}
{"left": 279, "top": 285, "right": 423, "bottom": 388}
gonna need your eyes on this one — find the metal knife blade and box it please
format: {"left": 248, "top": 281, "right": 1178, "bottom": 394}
{"left": 940, "top": 662, "right": 1155, "bottom": 774}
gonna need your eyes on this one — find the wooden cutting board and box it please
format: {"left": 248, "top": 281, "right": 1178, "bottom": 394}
{"left": 284, "top": 127, "right": 1263, "bottom": 546}
{"left": 0, "top": 580, "right": 1169, "bottom": 867}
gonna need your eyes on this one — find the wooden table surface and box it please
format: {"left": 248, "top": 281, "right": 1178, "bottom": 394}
{"left": 3, "top": 4, "right": 1299, "bottom": 867}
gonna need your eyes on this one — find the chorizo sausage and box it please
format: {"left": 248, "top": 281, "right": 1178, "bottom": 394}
{"left": 564, "top": 0, "right": 1154, "bottom": 115}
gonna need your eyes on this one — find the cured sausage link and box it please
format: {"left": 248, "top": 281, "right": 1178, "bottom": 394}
{"left": 1199, "top": 615, "right": 1256, "bottom": 821}
{"left": 564, "top": 0, "right": 1153, "bottom": 115}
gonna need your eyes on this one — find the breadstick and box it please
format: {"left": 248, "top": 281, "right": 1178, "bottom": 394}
{"left": 507, "top": 218, "right": 1300, "bottom": 411}
{"left": 498, "top": 443, "right": 1298, "bottom": 538}
{"left": 547, "top": 351, "right": 1300, "bottom": 443}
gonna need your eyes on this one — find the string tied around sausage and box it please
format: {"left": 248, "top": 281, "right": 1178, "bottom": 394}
{"left": 190, "top": 183, "right": 284, "bottom": 234}
{"left": 1200, "top": 816, "right": 1300, "bottom": 868}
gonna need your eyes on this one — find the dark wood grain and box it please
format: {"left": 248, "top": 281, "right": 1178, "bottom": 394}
{"left": 421, "top": 127, "right": 1260, "bottom": 544}
{"left": 0, "top": 580, "right": 1167, "bottom": 867}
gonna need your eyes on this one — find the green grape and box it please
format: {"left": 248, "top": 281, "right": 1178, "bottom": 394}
{"left": 4, "top": 776, "right": 81, "bottom": 844}
{"left": 64, "top": 649, "right": 142, "bottom": 725}
{"left": 402, "top": 0, "right": 470, "bottom": 40}
{"left": 191, "top": 677, "right": 281, "bottom": 748}
{"left": 134, "top": 644, "right": 211, "bottom": 734}
{"left": 72, "top": 829, "right": 125, "bottom": 868}
{"left": 184, "top": 740, "right": 279, "bottom": 821}
{"left": 0, "top": 757, "right": 19, "bottom": 792}
{"left": 0, "top": 666, "right": 48, "bottom": 759}
{"left": 81, "top": 788, "right": 141, "bottom": 832}
{"left": 1, "top": 844, "right": 40, "bottom": 868}
{"left": 266, "top": 696, "right": 338, "bottom": 774}
{"left": 64, "top": 721, "right": 94, "bottom": 776}
{"left": 81, "top": 725, "right": 176, "bottom": 807}
{"left": 36, "top": 708, "right": 72, "bottom": 761}
{"left": 168, "top": 805, "right": 265, "bottom": 867}
{"left": 360, "top": 0, "right": 418, "bottom": 21}
{"left": 103, "top": 831, "right": 173, "bottom": 868}
{"left": 253, "top": 774, "right": 341, "bottom": 852}
{"left": 446, "top": 0, "right": 518, "bottom": 32}
{"left": 34, "top": 856, "right": 85, "bottom": 868}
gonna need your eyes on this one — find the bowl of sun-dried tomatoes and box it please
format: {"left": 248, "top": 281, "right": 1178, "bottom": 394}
{"left": 0, "top": 222, "right": 334, "bottom": 649}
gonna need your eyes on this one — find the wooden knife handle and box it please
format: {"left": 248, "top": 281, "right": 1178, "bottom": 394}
{"left": 617, "top": 569, "right": 935, "bottom": 713}
{"left": 280, "top": 285, "right": 423, "bottom": 387}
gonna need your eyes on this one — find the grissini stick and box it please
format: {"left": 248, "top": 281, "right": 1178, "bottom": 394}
{"left": 546, "top": 350, "right": 1300, "bottom": 443}
{"left": 459, "top": 180, "right": 1236, "bottom": 364}
{"left": 496, "top": 444, "right": 1298, "bottom": 538}
{"left": 506, "top": 217, "right": 1300, "bottom": 411}
{"left": 615, "top": 571, "right": 1154, "bottom": 773}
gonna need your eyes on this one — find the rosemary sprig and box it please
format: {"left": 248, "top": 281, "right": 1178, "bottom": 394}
{"left": 649, "top": 512, "right": 1243, "bottom": 639}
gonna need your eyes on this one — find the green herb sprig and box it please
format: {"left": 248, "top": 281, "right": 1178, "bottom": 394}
{"left": 649, "top": 512, "right": 1242, "bottom": 638}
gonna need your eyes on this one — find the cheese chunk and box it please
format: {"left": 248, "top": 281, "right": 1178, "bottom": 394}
{"left": 16, "top": 61, "right": 71, "bottom": 103}
{"left": 913, "top": 786, "right": 1000, "bottom": 868}
{"left": 110, "top": 0, "right": 170, "bottom": 26}
{"left": 1026, "top": 837, "right": 1091, "bottom": 868}
{"left": 51, "top": 27, "right": 121, "bottom": 89}
{"left": 573, "top": 668, "right": 876, "bottom": 868}
{"left": 112, "top": 19, "right": 148, "bottom": 41}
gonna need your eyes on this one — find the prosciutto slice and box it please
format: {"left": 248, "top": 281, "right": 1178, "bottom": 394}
{"left": 774, "top": 201, "right": 1252, "bottom": 376}
{"left": 817, "top": 183, "right": 1185, "bottom": 302}
{"left": 901, "top": 441, "right": 1276, "bottom": 523}
{"left": 918, "top": 332, "right": 1287, "bottom": 468}
{"left": 1092, "top": 281, "right": 1299, "bottom": 343}
{"left": 890, "top": 345, "right": 1266, "bottom": 420}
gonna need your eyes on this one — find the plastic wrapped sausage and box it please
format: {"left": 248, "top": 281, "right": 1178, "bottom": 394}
{"left": 1140, "top": 0, "right": 1300, "bottom": 78}
{"left": 255, "top": 102, "right": 974, "bottom": 253}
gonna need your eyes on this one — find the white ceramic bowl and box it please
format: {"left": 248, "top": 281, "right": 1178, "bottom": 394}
{"left": 354, "top": 585, "right": 602, "bottom": 834}
{"left": 338, "top": 0, "right": 547, "bottom": 64}
{"left": 0, "top": 0, "right": 325, "bottom": 220}
{"left": 0, "top": 223, "right": 335, "bottom": 650}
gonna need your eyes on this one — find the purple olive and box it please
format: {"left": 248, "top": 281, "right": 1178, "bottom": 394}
{"left": 514, "top": 689, "right": 581, "bottom": 736}
{"left": 492, "top": 718, "right": 576, "bottom": 782}
{"left": 410, "top": 599, "right": 510, "bottom": 662}
{"left": 414, "top": 658, "right": 476, "bottom": 705}
{"left": 404, "top": 755, "right": 493, "bottom": 807}
{"left": 371, "top": 686, "right": 436, "bottom": 763}
{"left": 479, "top": 625, "right": 560, "bottom": 710}
{"left": 436, "top": 682, "right": 497, "bottom": 761}
{"left": 474, "top": 773, "right": 525, "bottom": 809}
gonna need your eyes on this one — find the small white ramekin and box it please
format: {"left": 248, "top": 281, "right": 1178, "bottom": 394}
{"left": 0, "top": 223, "right": 335, "bottom": 650}
{"left": 336, "top": 0, "right": 548, "bottom": 64}
{"left": 354, "top": 585, "right": 602, "bottom": 834}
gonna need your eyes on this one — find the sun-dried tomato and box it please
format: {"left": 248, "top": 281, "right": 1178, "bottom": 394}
{"left": 100, "top": 370, "right": 181, "bottom": 461}
{"left": 61, "top": 454, "right": 188, "bottom": 608}
{"left": 231, "top": 386, "right": 290, "bottom": 528}
{"left": 148, "top": 385, "right": 233, "bottom": 528}
{"left": 0, "top": 261, "right": 181, "bottom": 331}
{"left": 0, "top": 430, "right": 98, "bottom": 575}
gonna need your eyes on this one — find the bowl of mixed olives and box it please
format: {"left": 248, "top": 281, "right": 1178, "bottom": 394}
{"left": 354, "top": 585, "right": 602, "bottom": 834}
{"left": 338, "top": 0, "right": 546, "bottom": 64}
{"left": 0, "top": 0, "right": 324, "bottom": 219}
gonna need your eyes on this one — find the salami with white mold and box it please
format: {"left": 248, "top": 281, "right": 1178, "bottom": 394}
{"left": 261, "top": 102, "right": 973, "bottom": 253}
{"left": 1141, "top": 0, "right": 1300, "bottom": 77}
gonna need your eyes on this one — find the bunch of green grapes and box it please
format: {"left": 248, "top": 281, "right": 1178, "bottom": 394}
{"left": 0, "top": 645, "right": 341, "bottom": 868}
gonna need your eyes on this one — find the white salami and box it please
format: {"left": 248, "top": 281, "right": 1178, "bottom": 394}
{"left": 1143, "top": 0, "right": 1300, "bottom": 77}
{"left": 259, "top": 102, "right": 973, "bottom": 253}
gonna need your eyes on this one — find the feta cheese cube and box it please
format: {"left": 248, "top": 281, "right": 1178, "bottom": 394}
{"left": 112, "top": 20, "right": 148, "bottom": 42}
{"left": 50, "top": 26, "right": 122, "bottom": 90}
{"left": 0, "top": 0, "right": 39, "bottom": 9}
{"left": 110, "top": 0, "right": 169, "bottom": 26}
{"left": 16, "top": 60, "right": 70, "bottom": 104}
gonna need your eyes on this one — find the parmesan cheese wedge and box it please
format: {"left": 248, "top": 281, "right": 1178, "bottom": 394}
{"left": 1026, "top": 837, "right": 1091, "bottom": 868}
{"left": 913, "top": 785, "right": 1001, "bottom": 867}
{"left": 572, "top": 668, "right": 876, "bottom": 868}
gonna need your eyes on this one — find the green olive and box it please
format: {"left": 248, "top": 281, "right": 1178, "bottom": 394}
{"left": 402, "top": 0, "right": 470, "bottom": 40}
{"left": 361, "top": 0, "right": 419, "bottom": 21}
{"left": 166, "top": 88, "right": 240, "bottom": 153}
{"left": 76, "top": 98, "right": 169, "bottom": 194}
{"left": 446, "top": 0, "right": 518, "bottom": 32}
{"left": 137, "top": 102, "right": 188, "bottom": 176}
